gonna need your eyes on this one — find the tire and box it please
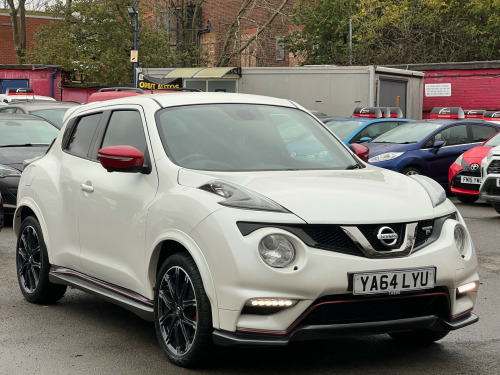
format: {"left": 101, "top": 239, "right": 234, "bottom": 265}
{"left": 389, "top": 329, "right": 449, "bottom": 344}
{"left": 493, "top": 203, "right": 500, "bottom": 214}
{"left": 154, "top": 253, "right": 213, "bottom": 368}
{"left": 455, "top": 194, "right": 478, "bottom": 204}
{"left": 16, "top": 216, "right": 67, "bottom": 304}
{"left": 402, "top": 167, "right": 421, "bottom": 176}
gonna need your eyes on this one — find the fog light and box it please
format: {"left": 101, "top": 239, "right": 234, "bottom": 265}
{"left": 454, "top": 224, "right": 467, "bottom": 256}
{"left": 259, "top": 234, "right": 295, "bottom": 268}
{"left": 457, "top": 281, "right": 478, "bottom": 294}
{"left": 242, "top": 298, "right": 298, "bottom": 315}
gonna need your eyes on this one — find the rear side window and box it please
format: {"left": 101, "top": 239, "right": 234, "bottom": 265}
{"left": 65, "top": 113, "right": 101, "bottom": 158}
{"left": 471, "top": 124, "right": 498, "bottom": 142}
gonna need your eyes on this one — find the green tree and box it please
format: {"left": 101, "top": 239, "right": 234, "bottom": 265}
{"left": 285, "top": 0, "right": 359, "bottom": 65}
{"left": 27, "top": 0, "right": 183, "bottom": 86}
{"left": 286, "top": 0, "right": 488, "bottom": 66}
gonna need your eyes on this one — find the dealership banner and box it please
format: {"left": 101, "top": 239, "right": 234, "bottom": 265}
{"left": 138, "top": 74, "right": 183, "bottom": 90}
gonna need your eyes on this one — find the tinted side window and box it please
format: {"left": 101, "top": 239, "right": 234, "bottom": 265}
{"left": 471, "top": 124, "right": 498, "bottom": 142}
{"left": 101, "top": 110, "right": 147, "bottom": 153}
{"left": 353, "top": 121, "right": 400, "bottom": 142}
{"left": 66, "top": 113, "right": 102, "bottom": 158}
{"left": 434, "top": 124, "right": 468, "bottom": 146}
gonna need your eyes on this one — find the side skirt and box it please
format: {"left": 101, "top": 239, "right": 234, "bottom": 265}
{"left": 49, "top": 266, "right": 154, "bottom": 322}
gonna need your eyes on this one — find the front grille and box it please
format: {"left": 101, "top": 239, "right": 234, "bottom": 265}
{"left": 486, "top": 188, "right": 500, "bottom": 196}
{"left": 487, "top": 160, "right": 500, "bottom": 174}
{"left": 238, "top": 219, "right": 437, "bottom": 258}
{"left": 297, "top": 289, "right": 450, "bottom": 327}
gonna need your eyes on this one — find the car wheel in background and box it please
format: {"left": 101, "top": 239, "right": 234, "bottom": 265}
{"left": 389, "top": 329, "right": 449, "bottom": 344}
{"left": 455, "top": 194, "right": 479, "bottom": 204}
{"left": 154, "top": 253, "right": 213, "bottom": 368}
{"left": 492, "top": 203, "right": 500, "bottom": 214}
{"left": 402, "top": 167, "right": 421, "bottom": 176}
{"left": 16, "top": 216, "right": 67, "bottom": 303}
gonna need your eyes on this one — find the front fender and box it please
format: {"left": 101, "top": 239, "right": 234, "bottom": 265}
{"left": 146, "top": 228, "right": 220, "bottom": 329}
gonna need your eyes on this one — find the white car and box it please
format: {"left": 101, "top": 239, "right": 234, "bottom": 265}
{"left": 14, "top": 92, "right": 479, "bottom": 368}
{"left": 479, "top": 144, "right": 500, "bottom": 213}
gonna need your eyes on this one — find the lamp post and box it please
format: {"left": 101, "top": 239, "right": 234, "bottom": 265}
{"left": 127, "top": 3, "right": 139, "bottom": 88}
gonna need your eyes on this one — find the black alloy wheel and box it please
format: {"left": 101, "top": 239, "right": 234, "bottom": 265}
{"left": 154, "top": 253, "right": 212, "bottom": 368}
{"left": 16, "top": 216, "right": 66, "bottom": 303}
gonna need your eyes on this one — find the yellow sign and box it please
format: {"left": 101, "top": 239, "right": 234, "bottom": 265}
{"left": 130, "top": 50, "right": 138, "bottom": 63}
{"left": 139, "top": 81, "right": 181, "bottom": 90}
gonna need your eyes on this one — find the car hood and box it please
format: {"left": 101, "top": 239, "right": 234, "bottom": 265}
{"left": 177, "top": 167, "right": 443, "bottom": 224}
{"left": 366, "top": 142, "right": 414, "bottom": 156}
{"left": 0, "top": 146, "right": 49, "bottom": 171}
{"left": 463, "top": 146, "right": 491, "bottom": 164}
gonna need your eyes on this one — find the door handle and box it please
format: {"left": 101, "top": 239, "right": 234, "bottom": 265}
{"left": 80, "top": 181, "right": 94, "bottom": 193}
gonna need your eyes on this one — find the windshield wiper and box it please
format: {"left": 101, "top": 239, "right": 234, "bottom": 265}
{"left": 0, "top": 143, "right": 48, "bottom": 148}
{"left": 346, "top": 163, "right": 361, "bottom": 170}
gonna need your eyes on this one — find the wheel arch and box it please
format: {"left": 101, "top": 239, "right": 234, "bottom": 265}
{"left": 14, "top": 200, "right": 52, "bottom": 257}
{"left": 147, "top": 231, "right": 220, "bottom": 328}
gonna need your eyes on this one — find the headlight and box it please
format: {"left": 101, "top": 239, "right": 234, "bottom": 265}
{"left": 259, "top": 234, "right": 296, "bottom": 268}
{"left": 454, "top": 154, "right": 463, "bottom": 166}
{"left": 0, "top": 165, "right": 22, "bottom": 178}
{"left": 454, "top": 223, "right": 467, "bottom": 257}
{"left": 200, "top": 180, "right": 289, "bottom": 213}
{"left": 410, "top": 175, "right": 446, "bottom": 207}
{"left": 368, "top": 151, "right": 404, "bottom": 163}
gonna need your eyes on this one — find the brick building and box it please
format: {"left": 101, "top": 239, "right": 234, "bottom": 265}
{"left": 0, "top": 10, "right": 58, "bottom": 64}
{"left": 392, "top": 62, "right": 500, "bottom": 119}
{"left": 166, "top": 0, "right": 305, "bottom": 67}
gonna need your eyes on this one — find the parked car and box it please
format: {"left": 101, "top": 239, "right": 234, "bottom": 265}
{"left": 14, "top": 92, "right": 479, "bottom": 368}
{"left": 0, "top": 113, "right": 59, "bottom": 216}
{"left": 0, "top": 101, "right": 81, "bottom": 129}
{"left": 322, "top": 107, "right": 413, "bottom": 145}
{"left": 479, "top": 145, "right": 500, "bottom": 213}
{"left": 0, "top": 87, "right": 56, "bottom": 104}
{"left": 366, "top": 117, "right": 500, "bottom": 188}
{"left": 449, "top": 131, "right": 500, "bottom": 203}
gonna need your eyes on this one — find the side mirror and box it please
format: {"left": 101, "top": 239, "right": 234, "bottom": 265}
{"left": 359, "top": 136, "right": 372, "bottom": 143}
{"left": 432, "top": 140, "right": 445, "bottom": 154}
{"left": 98, "top": 145, "right": 145, "bottom": 173}
{"left": 350, "top": 143, "right": 370, "bottom": 162}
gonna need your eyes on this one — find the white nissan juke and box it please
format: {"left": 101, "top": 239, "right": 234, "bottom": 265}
{"left": 14, "top": 92, "right": 479, "bottom": 368}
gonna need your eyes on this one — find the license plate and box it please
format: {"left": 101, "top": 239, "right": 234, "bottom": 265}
{"left": 497, "top": 179, "right": 500, "bottom": 188}
{"left": 353, "top": 267, "right": 435, "bottom": 295}
{"left": 461, "top": 176, "right": 481, "bottom": 184}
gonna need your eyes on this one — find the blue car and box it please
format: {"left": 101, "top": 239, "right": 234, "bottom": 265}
{"left": 323, "top": 117, "right": 413, "bottom": 145}
{"left": 366, "top": 119, "right": 500, "bottom": 187}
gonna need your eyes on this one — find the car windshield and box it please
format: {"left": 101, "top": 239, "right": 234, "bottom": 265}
{"left": 31, "top": 108, "right": 70, "bottom": 129}
{"left": 323, "top": 120, "right": 366, "bottom": 139}
{"left": 371, "top": 121, "right": 443, "bottom": 143}
{"left": 483, "top": 132, "right": 500, "bottom": 147}
{"left": 157, "top": 104, "right": 357, "bottom": 171}
{"left": 0, "top": 118, "right": 59, "bottom": 146}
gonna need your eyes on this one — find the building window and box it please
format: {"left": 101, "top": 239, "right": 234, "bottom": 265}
{"left": 276, "top": 37, "right": 285, "bottom": 61}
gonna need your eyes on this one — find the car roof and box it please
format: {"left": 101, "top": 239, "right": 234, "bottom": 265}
{"left": 79, "top": 92, "right": 300, "bottom": 111}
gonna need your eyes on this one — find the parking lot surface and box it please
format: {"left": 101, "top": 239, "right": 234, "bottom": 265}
{"left": 1, "top": 197, "right": 499, "bottom": 374}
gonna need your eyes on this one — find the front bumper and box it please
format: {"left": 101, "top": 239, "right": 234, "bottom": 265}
{"left": 449, "top": 170, "right": 481, "bottom": 196}
{"left": 192, "top": 207, "right": 479, "bottom": 337}
{"left": 479, "top": 175, "right": 500, "bottom": 203}
{"left": 213, "top": 309, "right": 478, "bottom": 346}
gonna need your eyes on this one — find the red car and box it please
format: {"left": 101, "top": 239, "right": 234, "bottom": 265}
{"left": 449, "top": 131, "right": 500, "bottom": 203}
